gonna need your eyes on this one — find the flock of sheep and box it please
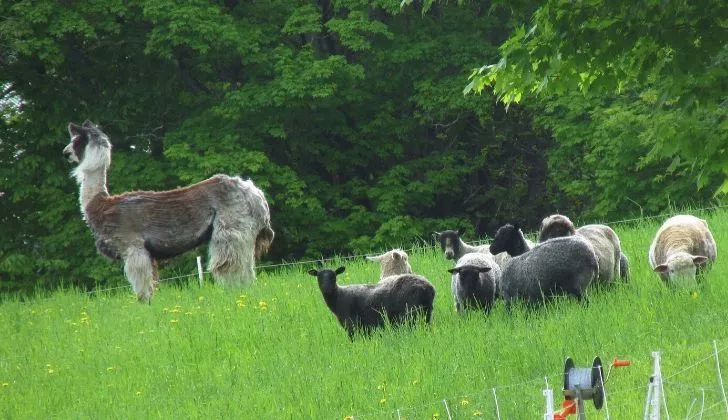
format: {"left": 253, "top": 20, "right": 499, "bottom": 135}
{"left": 311, "top": 214, "right": 718, "bottom": 340}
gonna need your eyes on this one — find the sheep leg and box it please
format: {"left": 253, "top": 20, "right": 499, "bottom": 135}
{"left": 124, "top": 247, "right": 155, "bottom": 303}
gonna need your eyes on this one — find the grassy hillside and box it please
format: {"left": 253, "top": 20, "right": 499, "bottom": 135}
{"left": 1, "top": 209, "right": 727, "bottom": 419}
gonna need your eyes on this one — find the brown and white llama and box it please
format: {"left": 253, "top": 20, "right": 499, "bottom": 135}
{"left": 63, "top": 120, "right": 274, "bottom": 302}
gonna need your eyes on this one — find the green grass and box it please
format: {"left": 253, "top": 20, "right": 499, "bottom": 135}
{"left": 2, "top": 210, "right": 728, "bottom": 419}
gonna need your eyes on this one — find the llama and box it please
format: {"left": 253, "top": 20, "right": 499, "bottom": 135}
{"left": 63, "top": 120, "right": 274, "bottom": 302}
{"left": 648, "top": 215, "right": 717, "bottom": 286}
{"left": 366, "top": 249, "right": 413, "bottom": 280}
{"left": 308, "top": 266, "right": 435, "bottom": 340}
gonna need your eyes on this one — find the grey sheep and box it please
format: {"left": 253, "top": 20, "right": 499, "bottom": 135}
{"left": 308, "top": 266, "right": 435, "bottom": 340}
{"left": 489, "top": 224, "right": 598, "bottom": 306}
{"left": 539, "top": 214, "right": 627, "bottom": 284}
{"left": 648, "top": 215, "right": 717, "bottom": 286}
{"left": 434, "top": 228, "right": 533, "bottom": 270}
{"left": 366, "top": 249, "right": 413, "bottom": 280}
{"left": 448, "top": 252, "right": 501, "bottom": 314}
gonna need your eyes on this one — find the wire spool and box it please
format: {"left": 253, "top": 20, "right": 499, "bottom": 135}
{"left": 563, "top": 356, "right": 605, "bottom": 410}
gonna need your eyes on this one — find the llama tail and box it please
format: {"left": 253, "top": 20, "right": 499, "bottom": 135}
{"left": 255, "top": 224, "right": 275, "bottom": 259}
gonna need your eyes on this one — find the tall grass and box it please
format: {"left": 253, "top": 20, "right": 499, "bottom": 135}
{"left": 1, "top": 209, "right": 727, "bottom": 419}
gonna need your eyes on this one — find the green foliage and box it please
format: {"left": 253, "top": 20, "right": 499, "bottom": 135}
{"left": 2, "top": 209, "right": 728, "bottom": 417}
{"left": 467, "top": 0, "right": 728, "bottom": 193}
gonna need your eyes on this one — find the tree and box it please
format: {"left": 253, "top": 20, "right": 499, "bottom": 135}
{"left": 466, "top": 0, "right": 728, "bottom": 194}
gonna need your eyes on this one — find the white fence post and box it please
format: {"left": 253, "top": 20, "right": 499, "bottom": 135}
{"left": 443, "top": 399, "right": 452, "bottom": 420}
{"left": 544, "top": 376, "right": 555, "bottom": 420}
{"left": 644, "top": 351, "right": 662, "bottom": 420}
{"left": 196, "top": 256, "right": 204, "bottom": 286}
{"left": 492, "top": 387, "right": 501, "bottom": 420}
{"left": 712, "top": 340, "right": 728, "bottom": 414}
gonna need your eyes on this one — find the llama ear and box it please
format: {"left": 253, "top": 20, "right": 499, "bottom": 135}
{"left": 457, "top": 227, "right": 466, "bottom": 236}
{"left": 653, "top": 264, "right": 669, "bottom": 273}
{"left": 447, "top": 268, "right": 460, "bottom": 274}
{"left": 307, "top": 269, "right": 318, "bottom": 277}
{"left": 433, "top": 232, "right": 441, "bottom": 240}
{"left": 335, "top": 266, "right": 345, "bottom": 275}
{"left": 68, "top": 122, "right": 84, "bottom": 137}
{"left": 693, "top": 256, "right": 709, "bottom": 265}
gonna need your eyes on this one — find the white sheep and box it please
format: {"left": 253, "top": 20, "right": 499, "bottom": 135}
{"left": 366, "top": 249, "right": 413, "bottom": 280}
{"left": 448, "top": 252, "right": 501, "bottom": 314}
{"left": 538, "top": 214, "right": 626, "bottom": 284}
{"left": 648, "top": 215, "right": 717, "bottom": 286}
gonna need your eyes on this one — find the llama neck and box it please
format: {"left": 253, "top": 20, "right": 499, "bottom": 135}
{"left": 78, "top": 167, "right": 109, "bottom": 212}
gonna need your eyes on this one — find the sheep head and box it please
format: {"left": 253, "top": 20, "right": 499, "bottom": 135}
{"left": 433, "top": 228, "right": 466, "bottom": 260}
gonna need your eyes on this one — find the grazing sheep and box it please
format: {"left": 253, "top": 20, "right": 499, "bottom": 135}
{"left": 648, "top": 215, "right": 717, "bottom": 286}
{"left": 489, "top": 224, "right": 598, "bottom": 306}
{"left": 366, "top": 249, "right": 413, "bottom": 279}
{"left": 434, "top": 228, "right": 533, "bottom": 269}
{"left": 619, "top": 252, "right": 630, "bottom": 281}
{"left": 448, "top": 252, "right": 501, "bottom": 314}
{"left": 308, "top": 266, "right": 435, "bottom": 340}
{"left": 538, "top": 214, "right": 626, "bottom": 284}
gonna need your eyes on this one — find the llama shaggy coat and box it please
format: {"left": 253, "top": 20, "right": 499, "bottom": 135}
{"left": 308, "top": 267, "right": 435, "bottom": 340}
{"left": 539, "top": 214, "right": 625, "bottom": 284}
{"left": 448, "top": 252, "right": 501, "bottom": 313}
{"left": 490, "top": 224, "right": 598, "bottom": 305}
{"left": 648, "top": 215, "right": 717, "bottom": 285}
{"left": 366, "top": 249, "right": 413, "bottom": 280}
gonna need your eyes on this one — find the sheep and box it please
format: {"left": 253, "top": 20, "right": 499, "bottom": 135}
{"left": 447, "top": 252, "right": 501, "bottom": 314}
{"left": 366, "top": 249, "right": 413, "bottom": 280}
{"left": 307, "top": 266, "right": 435, "bottom": 340}
{"left": 648, "top": 215, "right": 717, "bottom": 286}
{"left": 489, "top": 223, "right": 598, "bottom": 306}
{"left": 538, "top": 214, "right": 626, "bottom": 284}
{"left": 619, "top": 252, "right": 630, "bottom": 281}
{"left": 434, "top": 227, "right": 533, "bottom": 269}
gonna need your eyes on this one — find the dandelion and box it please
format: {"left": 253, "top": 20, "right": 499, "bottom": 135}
{"left": 379, "top": 398, "right": 387, "bottom": 405}
{"left": 106, "top": 366, "right": 115, "bottom": 372}
{"left": 460, "top": 398, "right": 470, "bottom": 407}
{"left": 258, "top": 301, "right": 269, "bottom": 311}
{"left": 46, "top": 364, "right": 55, "bottom": 374}
{"left": 344, "top": 416, "right": 353, "bottom": 420}
{"left": 170, "top": 319, "right": 178, "bottom": 324}
{"left": 691, "top": 291, "right": 698, "bottom": 300}
{"left": 411, "top": 379, "right": 419, "bottom": 385}
{"left": 473, "top": 410, "right": 483, "bottom": 417}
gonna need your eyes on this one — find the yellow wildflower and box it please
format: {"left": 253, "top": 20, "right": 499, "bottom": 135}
{"left": 198, "top": 296, "right": 205, "bottom": 301}
{"left": 473, "top": 410, "right": 483, "bottom": 417}
{"left": 170, "top": 319, "right": 178, "bottom": 324}
{"left": 460, "top": 398, "right": 470, "bottom": 407}
{"left": 2, "top": 383, "right": 9, "bottom": 387}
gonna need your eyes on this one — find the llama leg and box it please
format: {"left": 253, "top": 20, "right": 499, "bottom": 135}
{"left": 208, "top": 228, "right": 256, "bottom": 287}
{"left": 124, "top": 248, "right": 155, "bottom": 303}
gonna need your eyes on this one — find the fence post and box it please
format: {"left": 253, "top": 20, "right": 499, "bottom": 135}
{"left": 442, "top": 399, "right": 452, "bottom": 420}
{"left": 544, "top": 376, "right": 555, "bottom": 420}
{"left": 644, "top": 351, "right": 662, "bottom": 420}
{"left": 196, "top": 256, "right": 204, "bottom": 287}
{"left": 713, "top": 340, "right": 728, "bottom": 414}
{"left": 492, "top": 387, "right": 501, "bottom": 420}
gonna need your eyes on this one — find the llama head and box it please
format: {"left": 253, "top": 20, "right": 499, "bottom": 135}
{"left": 433, "top": 228, "right": 466, "bottom": 260}
{"left": 538, "top": 214, "right": 576, "bottom": 242}
{"left": 64, "top": 120, "right": 112, "bottom": 179}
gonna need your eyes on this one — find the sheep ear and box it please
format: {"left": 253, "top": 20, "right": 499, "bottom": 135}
{"left": 447, "top": 268, "right": 459, "bottom": 274}
{"left": 457, "top": 227, "right": 466, "bottom": 236}
{"left": 307, "top": 269, "right": 319, "bottom": 277}
{"left": 316, "top": 260, "right": 324, "bottom": 268}
{"left": 693, "top": 256, "right": 709, "bottom": 265}
{"left": 653, "top": 264, "right": 669, "bottom": 273}
{"left": 432, "top": 232, "right": 441, "bottom": 240}
{"left": 366, "top": 254, "right": 383, "bottom": 262}
{"left": 392, "top": 252, "right": 402, "bottom": 260}
{"left": 335, "top": 266, "right": 345, "bottom": 275}
{"left": 478, "top": 266, "right": 492, "bottom": 273}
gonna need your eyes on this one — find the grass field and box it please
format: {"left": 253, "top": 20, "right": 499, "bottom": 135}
{"left": 2, "top": 209, "right": 728, "bottom": 419}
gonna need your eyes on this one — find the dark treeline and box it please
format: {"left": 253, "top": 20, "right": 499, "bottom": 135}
{"left": 0, "top": 0, "right": 723, "bottom": 292}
